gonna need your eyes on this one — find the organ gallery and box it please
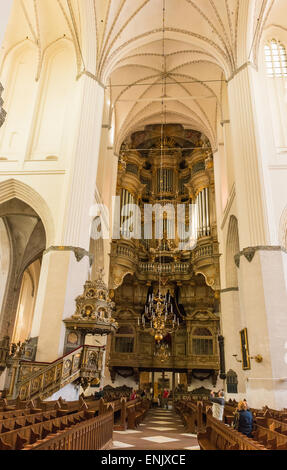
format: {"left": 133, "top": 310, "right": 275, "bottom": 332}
{"left": 0, "top": 0, "right": 287, "bottom": 453}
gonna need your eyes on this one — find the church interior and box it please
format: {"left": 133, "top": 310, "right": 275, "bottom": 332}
{"left": 0, "top": 0, "right": 287, "bottom": 452}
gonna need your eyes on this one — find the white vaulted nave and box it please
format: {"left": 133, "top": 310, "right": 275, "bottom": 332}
{"left": 0, "top": 0, "right": 287, "bottom": 452}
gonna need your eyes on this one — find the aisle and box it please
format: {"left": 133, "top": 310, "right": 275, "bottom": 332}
{"left": 112, "top": 407, "right": 200, "bottom": 450}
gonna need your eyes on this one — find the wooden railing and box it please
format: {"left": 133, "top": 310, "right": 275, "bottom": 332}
{"left": 23, "top": 412, "right": 114, "bottom": 451}
{"left": 15, "top": 345, "right": 104, "bottom": 401}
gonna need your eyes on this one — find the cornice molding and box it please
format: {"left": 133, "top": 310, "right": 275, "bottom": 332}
{"left": 234, "top": 245, "right": 287, "bottom": 268}
{"left": 221, "top": 287, "right": 239, "bottom": 293}
{"left": 44, "top": 246, "right": 93, "bottom": 266}
{"left": 227, "top": 61, "right": 257, "bottom": 83}
{"left": 77, "top": 70, "right": 105, "bottom": 89}
{"left": 0, "top": 170, "right": 66, "bottom": 175}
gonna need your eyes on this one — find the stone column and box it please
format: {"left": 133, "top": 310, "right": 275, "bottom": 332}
{"left": 31, "top": 76, "right": 105, "bottom": 362}
{"left": 228, "top": 66, "right": 267, "bottom": 248}
{"left": 225, "top": 65, "right": 287, "bottom": 408}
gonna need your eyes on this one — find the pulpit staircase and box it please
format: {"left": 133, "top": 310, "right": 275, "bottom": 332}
{"left": 5, "top": 345, "right": 104, "bottom": 401}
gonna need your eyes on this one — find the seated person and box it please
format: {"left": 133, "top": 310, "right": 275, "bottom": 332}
{"left": 233, "top": 401, "right": 253, "bottom": 438}
{"left": 210, "top": 390, "right": 225, "bottom": 421}
{"left": 94, "top": 387, "right": 104, "bottom": 400}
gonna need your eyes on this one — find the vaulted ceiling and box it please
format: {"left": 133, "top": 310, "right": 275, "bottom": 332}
{"left": 1, "top": 0, "right": 284, "bottom": 151}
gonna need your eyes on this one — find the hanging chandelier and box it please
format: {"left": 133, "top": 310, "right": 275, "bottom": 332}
{"left": 139, "top": 290, "right": 179, "bottom": 342}
{"left": 138, "top": 0, "right": 181, "bottom": 343}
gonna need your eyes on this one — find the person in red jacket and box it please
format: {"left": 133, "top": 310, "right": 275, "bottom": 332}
{"left": 162, "top": 389, "right": 169, "bottom": 409}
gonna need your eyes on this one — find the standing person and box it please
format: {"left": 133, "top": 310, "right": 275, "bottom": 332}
{"left": 163, "top": 389, "right": 169, "bottom": 410}
{"left": 210, "top": 390, "right": 225, "bottom": 421}
{"left": 130, "top": 390, "right": 137, "bottom": 400}
{"left": 235, "top": 401, "right": 253, "bottom": 437}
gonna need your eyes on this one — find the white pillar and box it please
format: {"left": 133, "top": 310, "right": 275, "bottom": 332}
{"left": 32, "top": 77, "right": 105, "bottom": 362}
{"left": 225, "top": 65, "right": 287, "bottom": 408}
{"left": 228, "top": 66, "right": 268, "bottom": 248}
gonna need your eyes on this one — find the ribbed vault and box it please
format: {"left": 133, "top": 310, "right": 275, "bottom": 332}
{"left": 0, "top": 0, "right": 283, "bottom": 152}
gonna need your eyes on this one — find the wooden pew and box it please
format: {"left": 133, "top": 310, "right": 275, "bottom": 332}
{"left": 255, "top": 415, "right": 287, "bottom": 435}
{"left": 0, "top": 409, "right": 64, "bottom": 434}
{"left": 23, "top": 411, "right": 114, "bottom": 451}
{"left": 175, "top": 400, "right": 197, "bottom": 433}
{"left": 36, "top": 399, "right": 61, "bottom": 412}
{"left": 198, "top": 412, "right": 268, "bottom": 451}
{"left": 175, "top": 400, "right": 205, "bottom": 433}
{"left": 58, "top": 397, "right": 87, "bottom": 413}
{"left": 126, "top": 399, "right": 150, "bottom": 429}
{"left": 0, "top": 409, "right": 34, "bottom": 421}
{"left": 113, "top": 398, "right": 128, "bottom": 431}
{"left": 254, "top": 423, "right": 287, "bottom": 450}
{"left": 0, "top": 409, "right": 94, "bottom": 450}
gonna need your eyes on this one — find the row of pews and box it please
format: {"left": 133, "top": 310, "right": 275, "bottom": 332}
{"left": 0, "top": 396, "right": 150, "bottom": 450}
{"left": 175, "top": 399, "right": 287, "bottom": 451}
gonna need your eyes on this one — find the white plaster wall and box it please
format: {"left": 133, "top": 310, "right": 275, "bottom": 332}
{"left": 30, "top": 43, "right": 77, "bottom": 162}
{"left": 0, "top": 45, "right": 39, "bottom": 160}
{"left": 46, "top": 383, "right": 80, "bottom": 402}
{"left": 0, "top": 1, "right": 13, "bottom": 47}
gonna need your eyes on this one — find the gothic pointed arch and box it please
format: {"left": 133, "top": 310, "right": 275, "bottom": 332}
{"left": 0, "top": 179, "right": 55, "bottom": 246}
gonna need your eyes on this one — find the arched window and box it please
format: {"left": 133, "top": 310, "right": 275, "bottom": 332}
{"left": 115, "top": 325, "right": 135, "bottom": 353}
{"left": 263, "top": 39, "right": 287, "bottom": 150}
{"left": 264, "top": 40, "right": 287, "bottom": 78}
{"left": 192, "top": 327, "right": 213, "bottom": 356}
{"left": 226, "top": 370, "right": 238, "bottom": 394}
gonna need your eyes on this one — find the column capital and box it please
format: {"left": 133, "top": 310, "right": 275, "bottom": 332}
{"left": 234, "top": 245, "right": 287, "bottom": 268}
{"left": 44, "top": 246, "right": 94, "bottom": 266}
{"left": 227, "top": 61, "right": 257, "bottom": 83}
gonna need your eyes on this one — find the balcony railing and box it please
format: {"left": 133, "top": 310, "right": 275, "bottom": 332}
{"left": 139, "top": 262, "right": 191, "bottom": 274}
{"left": 116, "top": 244, "right": 137, "bottom": 261}
{"left": 192, "top": 244, "right": 213, "bottom": 261}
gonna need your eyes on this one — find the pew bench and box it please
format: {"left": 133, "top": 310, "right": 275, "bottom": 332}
{"left": 254, "top": 423, "right": 287, "bottom": 450}
{"left": 255, "top": 416, "right": 287, "bottom": 436}
{"left": 0, "top": 409, "right": 94, "bottom": 450}
{"left": 198, "top": 414, "right": 268, "bottom": 451}
{"left": 0, "top": 409, "right": 66, "bottom": 434}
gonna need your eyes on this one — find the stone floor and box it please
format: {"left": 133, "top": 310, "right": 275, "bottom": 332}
{"left": 111, "top": 407, "right": 200, "bottom": 450}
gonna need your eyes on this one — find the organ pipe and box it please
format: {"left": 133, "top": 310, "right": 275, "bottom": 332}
{"left": 196, "top": 188, "right": 210, "bottom": 238}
